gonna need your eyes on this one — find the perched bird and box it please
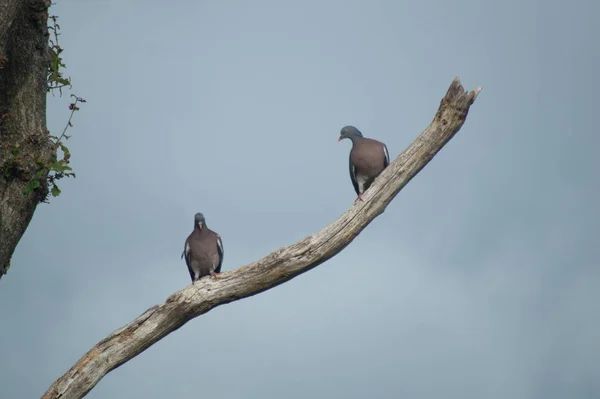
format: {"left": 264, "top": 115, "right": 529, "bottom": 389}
{"left": 338, "top": 125, "right": 390, "bottom": 203}
{"left": 181, "top": 213, "right": 224, "bottom": 282}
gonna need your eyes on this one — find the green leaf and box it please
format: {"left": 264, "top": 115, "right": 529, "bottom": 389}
{"left": 59, "top": 143, "right": 70, "bottom": 154}
{"left": 57, "top": 77, "right": 71, "bottom": 86}
{"left": 52, "top": 164, "right": 72, "bottom": 173}
{"left": 23, "top": 182, "right": 34, "bottom": 195}
{"left": 51, "top": 185, "right": 61, "bottom": 197}
{"left": 50, "top": 50, "right": 60, "bottom": 72}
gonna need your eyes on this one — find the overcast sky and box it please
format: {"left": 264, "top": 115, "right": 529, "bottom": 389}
{"left": 1, "top": 0, "right": 599, "bottom": 398}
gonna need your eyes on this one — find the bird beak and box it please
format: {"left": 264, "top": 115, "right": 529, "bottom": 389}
{"left": 338, "top": 136, "right": 342, "bottom": 142}
{"left": 198, "top": 222, "right": 203, "bottom": 229}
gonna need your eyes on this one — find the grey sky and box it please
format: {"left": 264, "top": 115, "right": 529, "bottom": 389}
{"left": 2, "top": 0, "right": 599, "bottom": 398}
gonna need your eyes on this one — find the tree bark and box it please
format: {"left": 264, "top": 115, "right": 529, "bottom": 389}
{"left": 0, "top": 0, "right": 55, "bottom": 278}
{"left": 41, "top": 78, "right": 482, "bottom": 399}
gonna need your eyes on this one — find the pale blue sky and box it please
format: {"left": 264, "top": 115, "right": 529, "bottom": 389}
{"left": 2, "top": 0, "right": 599, "bottom": 398}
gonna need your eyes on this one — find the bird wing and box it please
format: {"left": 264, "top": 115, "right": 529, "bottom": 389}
{"left": 349, "top": 155, "right": 359, "bottom": 195}
{"left": 383, "top": 143, "right": 390, "bottom": 168}
{"left": 182, "top": 239, "right": 194, "bottom": 281}
{"left": 216, "top": 234, "right": 224, "bottom": 273}
{"left": 183, "top": 240, "right": 191, "bottom": 262}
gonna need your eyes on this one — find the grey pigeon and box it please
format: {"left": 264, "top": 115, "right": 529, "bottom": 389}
{"left": 338, "top": 126, "right": 390, "bottom": 203}
{"left": 181, "top": 213, "right": 224, "bottom": 282}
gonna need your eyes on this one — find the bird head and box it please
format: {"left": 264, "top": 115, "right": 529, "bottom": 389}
{"left": 338, "top": 125, "right": 363, "bottom": 142}
{"left": 194, "top": 213, "right": 206, "bottom": 230}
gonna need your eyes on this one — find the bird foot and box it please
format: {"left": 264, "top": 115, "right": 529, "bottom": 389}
{"left": 354, "top": 193, "right": 365, "bottom": 204}
{"left": 211, "top": 271, "right": 222, "bottom": 279}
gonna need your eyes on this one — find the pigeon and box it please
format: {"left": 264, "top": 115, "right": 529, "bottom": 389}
{"left": 338, "top": 125, "right": 390, "bottom": 203}
{"left": 181, "top": 213, "right": 224, "bottom": 282}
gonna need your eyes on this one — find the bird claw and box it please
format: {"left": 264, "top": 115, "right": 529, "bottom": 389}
{"left": 354, "top": 193, "right": 365, "bottom": 204}
{"left": 211, "top": 272, "right": 221, "bottom": 279}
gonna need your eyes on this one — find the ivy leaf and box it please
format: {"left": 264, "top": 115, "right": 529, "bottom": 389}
{"left": 56, "top": 76, "right": 71, "bottom": 86}
{"left": 35, "top": 168, "right": 45, "bottom": 178}
{"left": 50, "top": 50, "right": 60, "bottom": 73}
{"left": 51, "top": 185, "right": 61, "bottom": 197}
{"left": 23, "top": 181, "right": 36, "bottom": 195}
{"left": 53, "top": 164, "right": 72, "bottom": 173}
{"left": 59, "top": 143, "right": 70, "bottom": 155}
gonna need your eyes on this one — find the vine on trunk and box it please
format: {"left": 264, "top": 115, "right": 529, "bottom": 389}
{"left": 22, "top": 14, "right": 85, "bottom": 201}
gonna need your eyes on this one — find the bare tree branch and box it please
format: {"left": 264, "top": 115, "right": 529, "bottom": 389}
{"left": 42, "top": 77, "right": 482, "bottom": 399}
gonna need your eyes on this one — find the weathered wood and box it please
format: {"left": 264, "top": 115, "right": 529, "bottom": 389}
{"left": 42, "top": 78, "right": 482, "bottom": 399}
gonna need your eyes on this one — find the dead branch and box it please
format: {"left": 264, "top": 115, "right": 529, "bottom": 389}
{"left": 42, "top": 77, "right": 482, "bottom": 399}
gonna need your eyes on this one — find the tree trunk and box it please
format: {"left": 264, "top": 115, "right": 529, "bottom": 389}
{"left": 42, "top": 78, "right": 482, "bottom": 399}
{"left": 0, "top": 0, "right": 55, "bottom": 278}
